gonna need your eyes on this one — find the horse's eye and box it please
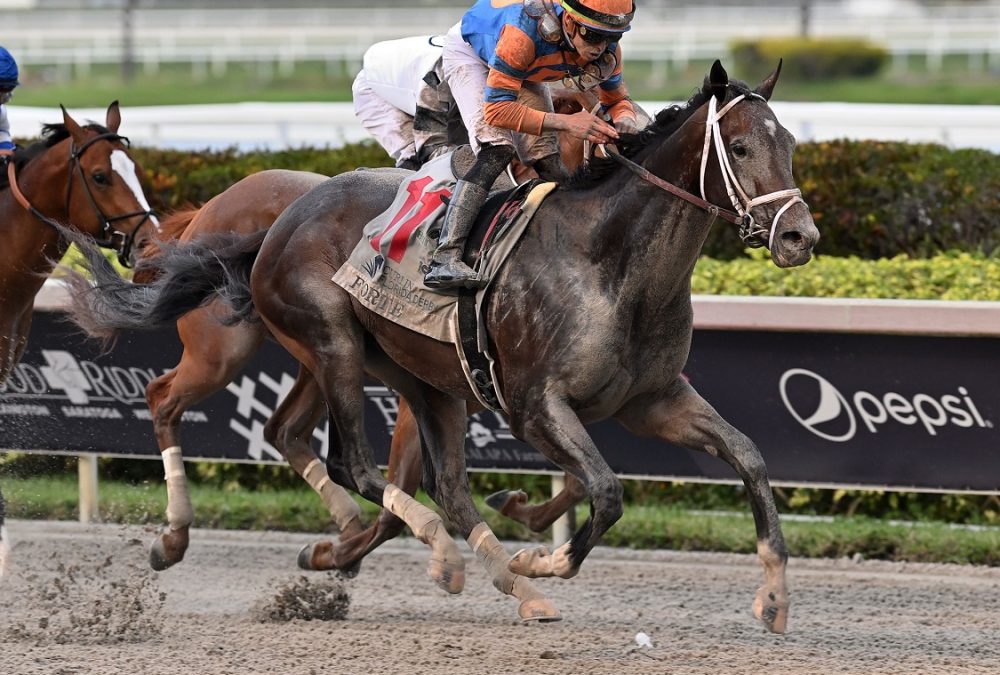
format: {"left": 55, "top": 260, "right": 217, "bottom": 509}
{"left": 93, "top": 171, "right": 110, "bottom": 185}
{"left": 731, "top": 143, "right": 748, "bottom": 159}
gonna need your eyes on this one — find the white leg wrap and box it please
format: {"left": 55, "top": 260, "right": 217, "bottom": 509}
{"left": 468, "top": 522, "right": 517, "bottom": 596}
{"left": 303, "top": 459, "right": 362, "bottom": 531}
{"left": 382, "top": 484, "right": 441, "bottom": 545}
{"left": 162, "top": 446, "right": 194, "bottom": 531}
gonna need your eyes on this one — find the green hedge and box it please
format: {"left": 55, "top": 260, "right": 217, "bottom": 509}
{"left": 731, "top": 37, "right": 888, "bottom": 80}
{"left": 702, "top": 140, "right": 1000, "bottom": 260}
{"left": 135, "top": 142, "right": 393, "bottom": 209}
{"left": 692, "top": 249, "right": 1000, "bottom": 300}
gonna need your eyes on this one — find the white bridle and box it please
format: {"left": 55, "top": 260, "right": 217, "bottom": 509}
{"left": 698, "top": 92, "right": 806, "bottom": 251}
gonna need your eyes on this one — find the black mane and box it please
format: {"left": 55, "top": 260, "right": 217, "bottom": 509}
{"left": 564, "top": 77, "right": 755, "bottom": 190}
{"left": 0, "top": 121, "right": 110, "bottom": 191}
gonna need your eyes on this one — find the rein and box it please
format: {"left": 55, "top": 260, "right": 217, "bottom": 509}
{"left": 5, "top": 132, "right": 155, "bottom": 266}
{"left": 604, "top": 91, "right": 806, "bottom": 250}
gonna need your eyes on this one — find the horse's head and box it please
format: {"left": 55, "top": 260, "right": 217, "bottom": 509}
{"left": 59, "top": 101, "right": 159, "bottom": 266}
{"left": 696, "top": 61, "right": 819, "bottom": 268}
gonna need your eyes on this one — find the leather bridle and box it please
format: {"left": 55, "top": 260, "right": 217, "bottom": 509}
{"left": 603, "top": 90, "right": 806, "bottom": 251}
{"left": 6, "top": 131, "right": 156, "bottom": 266}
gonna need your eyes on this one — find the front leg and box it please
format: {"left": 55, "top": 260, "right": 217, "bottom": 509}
{"left": 402, "top": 385, "right": 561, "bottom": 622}
{"left": 618, "top": 378, "right": 790, "bottom": 634}
{"left": 507, "top": 397, "right": 623, "bottom": 580}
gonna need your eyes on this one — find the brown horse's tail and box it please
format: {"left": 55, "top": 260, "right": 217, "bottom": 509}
{"left": 57, "top": 223, "right": 266, "bottom": 348}
{"left": 132, "top": 205, "right": 201, "bottom": 284}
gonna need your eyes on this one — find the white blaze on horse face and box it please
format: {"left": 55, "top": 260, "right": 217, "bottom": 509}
{"left": 110, "top": 149, "right": 160, "bottom": 231}
{"left": 764, "top": 119, "right": 777, "bottom": 137}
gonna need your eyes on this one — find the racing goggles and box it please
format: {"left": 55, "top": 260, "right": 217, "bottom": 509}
{"left": 576, "top": 22, "right": 619, "bottom": 44}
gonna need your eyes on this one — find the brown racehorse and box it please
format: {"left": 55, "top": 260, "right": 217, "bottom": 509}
{"left": 0, "top": 102, "right": 156, "bottom": 577}
{"left": 109, "top": 87, "right": 624, "bottom": 575}
{"left": 61, "top": 62, "right": 818, "bottom": 628}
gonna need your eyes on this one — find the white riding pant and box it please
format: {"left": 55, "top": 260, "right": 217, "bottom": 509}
{"left": 352, "top": 62, "right": 454, "bottom": 167}
{"left": 442, "top": 22, "right": 559, "bottom": 163}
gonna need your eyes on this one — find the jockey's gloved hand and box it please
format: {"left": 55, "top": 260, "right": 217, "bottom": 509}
{"left": 0, "top": 146, "right": 13, "bottom": 171}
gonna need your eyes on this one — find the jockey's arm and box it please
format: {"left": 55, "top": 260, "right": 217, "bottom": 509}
{"left": 0, "top": 105, "right": 14, "bottom": 153}
{"left": 482, "top": 27, "right": 620, "bottom": 144}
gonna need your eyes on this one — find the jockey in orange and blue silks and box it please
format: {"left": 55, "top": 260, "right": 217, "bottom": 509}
{"left": 465, "top": 0, "right": 638, "bottom": 139}
{"left": 424, "top": 0, "right": 638, "bottom": 290}
{"left": 0, "top": 45, "right": 20, "bottom": 167}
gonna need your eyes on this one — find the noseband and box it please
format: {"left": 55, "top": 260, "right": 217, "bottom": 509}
{"left": 6, "top": 132, "right": 156, "bottom": 267}
{"left": 605, "top": 91, "right": 806, "bottom": 251}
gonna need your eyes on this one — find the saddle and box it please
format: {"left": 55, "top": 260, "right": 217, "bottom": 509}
{"left": 332, "top": 147, "right": 557, "bottom": 411}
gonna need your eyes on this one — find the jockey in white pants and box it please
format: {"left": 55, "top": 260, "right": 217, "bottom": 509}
{"left": 352, "top": 36, "right": 462, "bottom": 170}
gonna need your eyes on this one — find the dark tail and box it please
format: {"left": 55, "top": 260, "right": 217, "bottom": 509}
{"left": 133, "top": 205, "right": 202, "bottom": 284}
{"left": 57, "top": 223, "right": 267, "bottom": 347}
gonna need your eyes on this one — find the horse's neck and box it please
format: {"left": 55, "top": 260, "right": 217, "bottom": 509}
{"left": 585, "top": 131, "right": 715, "bottom": 303}
{"left": 0, "top": 150, "right": 71, "bottom": 300}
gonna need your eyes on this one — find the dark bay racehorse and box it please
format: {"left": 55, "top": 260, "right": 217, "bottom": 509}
{"left": 61, "top": 62, "right": 817, "bottom": 628}
{"left": 100, "top": 88, "right": 613, "bottom": 574}
{"left": 0, "top": 102, "right": 156, "bottom": 577}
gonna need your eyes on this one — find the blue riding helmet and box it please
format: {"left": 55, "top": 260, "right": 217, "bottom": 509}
{"left": 0, "top": 45, "right": 20, "bottom": 90}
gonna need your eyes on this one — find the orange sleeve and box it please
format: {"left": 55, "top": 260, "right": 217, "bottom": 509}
{"left": 483, "top": 25, "right": 546, "bottom": 134}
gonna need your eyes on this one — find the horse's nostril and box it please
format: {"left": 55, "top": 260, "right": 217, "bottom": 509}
{"left": 781, "top": 231, "right": 806, "bottom": 249}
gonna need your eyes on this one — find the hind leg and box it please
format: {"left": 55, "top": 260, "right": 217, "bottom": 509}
{"left": 618, "top": 378, "right": 789, "bottom": 634}
{"left": 257, "top": 292, "right": 464, "bottom": 593}
{"left": 299, "top": 396, "right": 424, "bottom": 573}
{"left": 146, "top": 307, "right": 266, "bottom": 570}
{"left": 395, "top": 381, "right": 559, "bottom": 622}
{"left": 261, "top": 364, "right": 371, "bottom": 574}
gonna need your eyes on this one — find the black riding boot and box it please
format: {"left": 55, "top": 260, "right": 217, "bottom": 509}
{"left": 424, "top": 179, "right": 489, "bottom": 290}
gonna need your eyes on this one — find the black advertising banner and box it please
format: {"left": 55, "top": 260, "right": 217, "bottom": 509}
{"left": 1, "top": 312, "right": 998, "bottom": 492}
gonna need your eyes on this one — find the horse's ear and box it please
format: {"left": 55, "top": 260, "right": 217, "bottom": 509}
{"left": 106, "top": 100, "right": 122, "bottom": 134}
{"left": 60, "top": 105, "right": 87, "bottom": 145}
{"left": 709, "top": 59, "right": 728, "bottom": 101}
{"left": 756, "top": 59, "right": 783, "bottom": 102}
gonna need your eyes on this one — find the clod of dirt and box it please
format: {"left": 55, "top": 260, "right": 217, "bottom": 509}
{"left": 252, "top": 575, "right": 350, "bottom": 622}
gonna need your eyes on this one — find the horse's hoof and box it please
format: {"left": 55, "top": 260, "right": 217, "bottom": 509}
{"left": 485, "top": 489, "right": 526, "bottom": 515}
{"left": 508, "top": 546, "right": 553, "bottom": 578}
{"left": 753, "top": 586, "right": 789, "bottom": 634}
{"left": 518, "top": 597, "right": 562, "bottom": 623}
{"left": 428, "top": 557, "right": 465, "bottom": 594}
{"left": 297, "top": 542, "right": 329, "bottom": 571}
{"left": 149, "top": 527, "right": 189, "bottom": 571}
{"left": 149, "top": 535, "right": 184, "bottom": 572}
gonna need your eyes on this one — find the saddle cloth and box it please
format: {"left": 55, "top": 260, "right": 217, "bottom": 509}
{"left": 332, "top": 148, "right": 556, "bottom": 344}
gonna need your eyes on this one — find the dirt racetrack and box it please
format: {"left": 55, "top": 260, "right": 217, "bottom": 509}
{"left": 1, "top": 520, "right": 998, "bottom": 675}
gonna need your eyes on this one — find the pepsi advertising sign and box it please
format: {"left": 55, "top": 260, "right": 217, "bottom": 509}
{"left": 2, "top": 314, "right": 998, "bottom": 493}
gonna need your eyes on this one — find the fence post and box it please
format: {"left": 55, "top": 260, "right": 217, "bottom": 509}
{"left": 550, "top": 474, "right": 574, "bottom": 547}
{"left": 78, "top": 455, "right": 100, "bottom": 524}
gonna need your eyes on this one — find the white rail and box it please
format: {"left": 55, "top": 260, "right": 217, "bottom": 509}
{"left": 11, "top": 101, "right": 1000, "bottom": 153}
{"left": 3, "top": 4, "right": 1000, "bottom": 73}
{"left": 36, "top": 280, "right": 1000, "bottom": 337}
